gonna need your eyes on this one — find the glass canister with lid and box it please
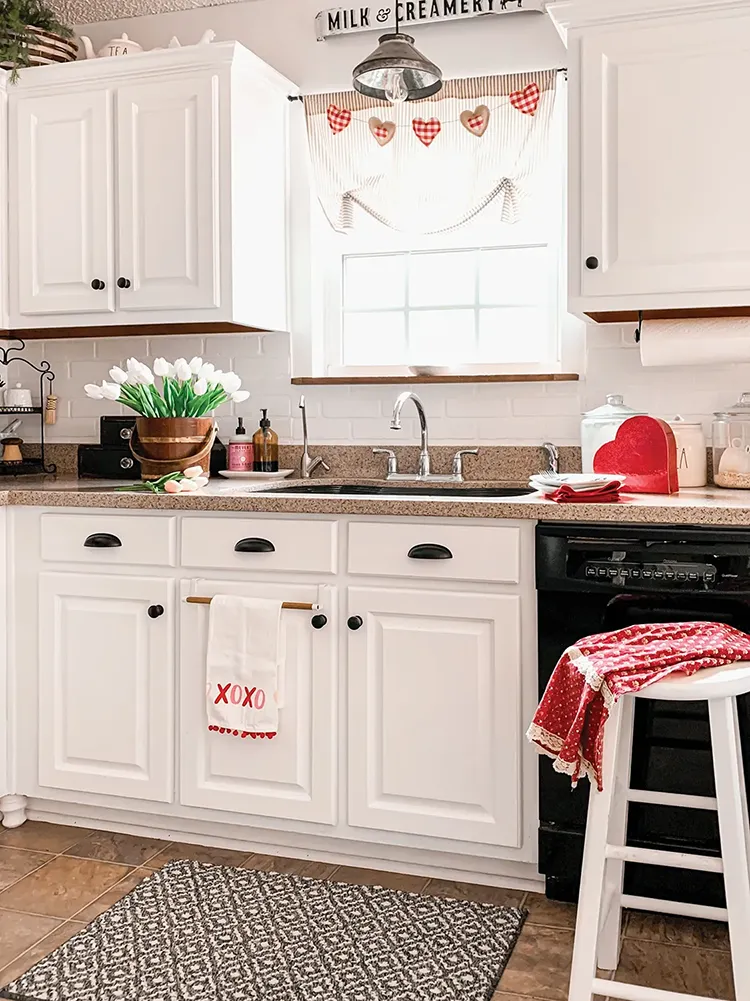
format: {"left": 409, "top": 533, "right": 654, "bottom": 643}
{"left": 713, "top": 393, "right": 750, "bottom": 488}
{"left": 581, "top": 394, "right": 645, "bottom": 472}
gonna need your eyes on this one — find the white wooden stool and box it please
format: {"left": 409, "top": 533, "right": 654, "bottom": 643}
{"left": 568, "top": 661, "right": 750, "bottom": 1001}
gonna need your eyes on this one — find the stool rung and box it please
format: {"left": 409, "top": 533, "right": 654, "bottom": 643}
{"left": 594, "top": 978, "right": 729, "bottom": 1001}
{"left": 605, "top": 844, "right": 723, "bottom": 873}
{"left": 621, "top": 893, "right": 728, "bottom": 923}
{"left": 626, "top": 789, "right": 717, "bottom": 811}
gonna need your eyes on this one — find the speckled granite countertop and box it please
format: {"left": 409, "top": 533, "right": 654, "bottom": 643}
{"left": 1, "top": 476, "right": 750, "bottom": 526}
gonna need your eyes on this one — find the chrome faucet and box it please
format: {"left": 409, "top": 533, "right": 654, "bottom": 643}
{"left": 390, "top": 391, "right": 431, "bottom": 477}
{"left": 299, "top": 396, "right": 330, "bottom": 479}
{"left": 542, "top": 441, "right": 560, "bottom": 476}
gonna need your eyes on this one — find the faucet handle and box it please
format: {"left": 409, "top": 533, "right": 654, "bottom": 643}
{"left": 452, "top": 448, "right": 479, "bottom": 480}
{"left": 372, "top": 448, "right": 398, "bottom": 477}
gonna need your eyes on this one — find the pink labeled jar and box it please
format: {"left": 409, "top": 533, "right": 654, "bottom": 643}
{"left": 227, "top": 417, "right": 254, "bottom": 472}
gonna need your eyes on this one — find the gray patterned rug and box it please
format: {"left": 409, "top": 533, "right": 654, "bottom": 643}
{"left": 0, "top": 860, "right": 527, "bottom": 1001}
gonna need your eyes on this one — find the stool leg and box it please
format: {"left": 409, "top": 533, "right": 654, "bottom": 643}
{"left": 709, "top": 696, "right": 750, "bottom": 999}
{"left": 568, "top": 698, "right": 627, "bottom": 1001}
{"left": 597, "top": 696, "right": 634, "bottom": 971}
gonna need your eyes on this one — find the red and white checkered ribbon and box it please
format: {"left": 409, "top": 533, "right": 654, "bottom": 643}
{"left": 412, "top": 117, "right": 442, "bottom": 147}
{"left": 327, "top": 103, "right": 352, "bottom": 133}
{"left": 509, "top": 82, "right": 540, "bottom": 116}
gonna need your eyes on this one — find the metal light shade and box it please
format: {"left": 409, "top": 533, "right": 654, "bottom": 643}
{"left": 352, "top": 32, "right": 443, "bottom": 102}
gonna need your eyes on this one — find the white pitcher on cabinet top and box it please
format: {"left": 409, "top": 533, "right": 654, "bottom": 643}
{"left": 79, "top": 33, "right": 144, "bottom": 58}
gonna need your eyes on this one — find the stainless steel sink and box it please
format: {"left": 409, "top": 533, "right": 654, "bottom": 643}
{"left": 266, "top": 484, "right": 535, "bottom": 498}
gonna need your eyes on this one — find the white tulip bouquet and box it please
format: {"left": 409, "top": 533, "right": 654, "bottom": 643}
{"left": 84, "top": 356, "right": 250, "bottom": 417}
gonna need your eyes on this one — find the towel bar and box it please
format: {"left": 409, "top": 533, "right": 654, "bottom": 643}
{"left": 186, "top": 596, "right": 320, "bottom": 611}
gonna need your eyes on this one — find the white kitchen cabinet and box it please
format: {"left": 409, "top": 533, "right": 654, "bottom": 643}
{"left": 37, "top": 571, "right": 175, "bottom": 802}
{"left": 553, "top": 0, "right": 750, "bottom": 317}
{"left": 347, "top": 586, "right": 523, "bottom": 847}
{"left": 0, "top": 75, "right": 8, "bottom": 329}
{"left": 7, "top": 42, "right": 292, "bottom": 332}
{"left": 179, "top": 579, "right": 337, "bottom": 825}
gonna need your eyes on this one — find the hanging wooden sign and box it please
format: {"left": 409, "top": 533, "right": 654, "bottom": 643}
{"left": 316, "top": 0, "right": 545, "bottom": 40}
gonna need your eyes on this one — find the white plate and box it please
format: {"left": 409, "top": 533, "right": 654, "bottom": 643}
{"left": 218, "top": 469, "right": 296, "bottom": 480}
{"left": 529, "top": 473, "right": 626, "bottom": 491}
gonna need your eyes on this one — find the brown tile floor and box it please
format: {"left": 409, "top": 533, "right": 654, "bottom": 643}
{"left": 0, "top": 821, "right": 736, "bottom": 1000}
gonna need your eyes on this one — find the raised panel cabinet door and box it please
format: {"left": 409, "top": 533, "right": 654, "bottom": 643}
{"left": 11, "top": 89, "right": 114, "bottom": 316}
{"left": 579, "top": 16, "right": 750, "bottom": 299}
{"left": 116, "top": 74, "right": 220, "bottom": 311}
{"left": 179, "top": 581, "right": 336, "bottom": 825}
{"left": 347, "top": 586, "right": 522, "bottom": 847}
{"left": 38, "top": 573, "right": 174, "bottom": 802}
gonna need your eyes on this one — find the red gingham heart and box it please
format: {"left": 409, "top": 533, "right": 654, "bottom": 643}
{"left": 327, "top": 103, "right": 352, "bottom": 134}
{"left": 412, "top": 117, "right": 441, "bottom": 147}
{"left": 509, "top": 82, "right": 540, "bottom": 116}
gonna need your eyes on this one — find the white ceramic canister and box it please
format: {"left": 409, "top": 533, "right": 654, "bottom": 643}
{"left": 668, "top": 416, "right": 707, "bottom": 487}
{"left": 580, "top": 394, "right": 645, "bottom": 472}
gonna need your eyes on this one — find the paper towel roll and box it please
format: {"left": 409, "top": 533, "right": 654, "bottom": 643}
{"left": 639, "top": 317, "right": 750, "bottom": 367}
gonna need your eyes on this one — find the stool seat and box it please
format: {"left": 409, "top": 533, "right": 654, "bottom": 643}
{"left": 633, "top": 660, "right": 750, "bottom": 701}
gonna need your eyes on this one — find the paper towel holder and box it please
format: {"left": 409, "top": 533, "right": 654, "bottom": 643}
{"left": 634, "top": 310, "right": 643, "bottom": 344}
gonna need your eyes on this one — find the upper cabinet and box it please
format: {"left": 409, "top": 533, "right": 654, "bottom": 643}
{"left": 550, "top": 0, "right": 750, "bottom": 320}
{"left": 6, "top": 42, "right": 294, "bottom": 334}
{"left": 0, "top": 74, "right": 7, "bottom": 330}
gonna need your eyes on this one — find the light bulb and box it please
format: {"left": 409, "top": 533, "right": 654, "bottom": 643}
{"left": 384, "top": 69, "right": 409, "bottom": 104}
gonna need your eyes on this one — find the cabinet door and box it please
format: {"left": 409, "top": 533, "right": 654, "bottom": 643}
{"left": 347, "top": 586, "right": 522, "bottom": 847}
{"left": 38, "top": 573, "right": 174, "bottom": 802}
{"left": 180, "top": 581, "right": 336, "bottom": 825}
{"left": 116, "top": 75, "right": 220, "bottom": 312}
{"left": 579, "top": 16, "right": 750, "bottom": 299}
{"left": 11, "top": 89, "right": 114, "bottom": 316}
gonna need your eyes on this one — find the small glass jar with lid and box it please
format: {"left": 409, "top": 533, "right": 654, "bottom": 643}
{"left": 581, "top": 394, "right": 645, "bottom": 472}
{"left": 713, "top": 393, "right": 750, "bottom": 488}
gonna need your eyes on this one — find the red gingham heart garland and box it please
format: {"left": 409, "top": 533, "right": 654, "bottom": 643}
{"left": 327, "top": 103, "right": 352, "bottom": 133}
{"left": 509, "top": 82, "right": 540, "bottom": 116}
{"left": 412, "top": 117, "right": 442, "bottom": 147}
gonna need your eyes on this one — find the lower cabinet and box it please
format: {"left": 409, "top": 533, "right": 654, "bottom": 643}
{"left": 179, "top": 580, "right": 337, "bottom": 825}
{"left": 347, "top": 586, "right": 523, "bottom": 848}
{"left": 38, "top": 572, "right": 175, "bottom": 802}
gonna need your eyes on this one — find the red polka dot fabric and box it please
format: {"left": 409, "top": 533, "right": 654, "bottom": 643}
{"left": 527, "top": 621, "right": 750, "bottom": 790}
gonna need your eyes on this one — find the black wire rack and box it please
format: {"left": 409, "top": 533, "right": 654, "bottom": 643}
{"left": 0, "top": 339, "right": 56, "bottom": 475}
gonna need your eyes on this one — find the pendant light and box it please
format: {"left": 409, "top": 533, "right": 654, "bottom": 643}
{"left": 352, "top": 6, "right": 442, "bottom": 103}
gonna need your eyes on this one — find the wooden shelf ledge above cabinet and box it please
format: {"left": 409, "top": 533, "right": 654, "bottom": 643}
{"left": 291, "top": 373, "right": 580, "bottom": 386}
{"left": 585, "top": 306, "right": 750, "bottom": 324}
{"left": 0, "top": 322, "right": 277, "bottom": 342}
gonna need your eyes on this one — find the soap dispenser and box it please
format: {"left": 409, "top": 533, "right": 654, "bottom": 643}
{"left": 252, "top": 409, "right": 279, "bottom": 473}
{"left": 228, "top": 417, "right": 253, "bottom": 472}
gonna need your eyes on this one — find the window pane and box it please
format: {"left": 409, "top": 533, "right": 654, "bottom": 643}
{"left": 409, "top": 251, "right": 476, "bottom": 308}
{"left": 408, "top": 310, "right": 476, "bottom": 366}
{"left": 344, "top": 255, "right": 406, "bottom": 310}
{"left": 479, "top": 247, "right": 549, "bottom": 306}
{"left": 478, "top": 308, "right": 551, "bottom": 363}
{"left": 343, "top": 312, "right": 407, "bottom": 366}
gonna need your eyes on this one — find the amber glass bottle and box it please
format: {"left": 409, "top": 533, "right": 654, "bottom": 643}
{"left": 252, "top": 409, "right": 279, "bottom": 472}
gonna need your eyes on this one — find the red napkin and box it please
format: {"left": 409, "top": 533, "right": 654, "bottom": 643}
{"left": 545, "top": 481, "right": 622, "bottom": 503}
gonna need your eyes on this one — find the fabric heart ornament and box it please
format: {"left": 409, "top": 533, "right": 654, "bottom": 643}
{"left": 368, "top": 116, "right": 396, "bottom": 147}
{"left": 509, "top": 82, "right": 541, "bottom": 116}
{"left": 327, "top": 103, "right": 352, "bottom": 134}
{"left": 594, "top": 416, "right": 678, "bottom": 494}
{"left": 460, "top": 105, "right": 490, "bottom": 137}
{"left": 412, "top": 117, "right": 442, "bottom": 147}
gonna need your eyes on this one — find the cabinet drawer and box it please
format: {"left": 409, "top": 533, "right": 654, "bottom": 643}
{"left": 41, "top": 513, "right": 177, "bottom": 566}
{"left": 181, "top": 517, "right": 337, "bottom": 573}
{"left": 348, "top": 522, "right": 520, "bottom": 584}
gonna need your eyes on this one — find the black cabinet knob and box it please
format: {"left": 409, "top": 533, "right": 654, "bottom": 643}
{"left": 84, "top": 532, "right": 121, "bottom": 548}
{"left": 585, "top": 256, "right": 600, "bottom": 270}
{"left": 311, "top": 614, "right": 328, "bottom": 629}
{"left": 90, "top": 278, "right": 105, "bottom": 290}
{"left": 148, "top": 604, "right": 164, "bottom": 619}
{"left": 347, "top": 615, "right": 363, "bottom": 631}
{"left": 117, "top": 277, "right": 132, "bottom": 289}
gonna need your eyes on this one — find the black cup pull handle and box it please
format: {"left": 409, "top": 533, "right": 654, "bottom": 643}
{"left": 84, "top": 533, "right": 122, "bottom": 549}
{"left": 234, "top": 538, "right": 276, "bottom": 554}
{"left": 408, "top": 543, "right": 453, "bottom": 561}
{"left": 148, "top": 604, "right": 164, "bottom": 619}
{"left": 311, "top": 614, "right": 328, "bottom": 629}
{"left": 347, "top": 616, "right": 363, "bottom": 631}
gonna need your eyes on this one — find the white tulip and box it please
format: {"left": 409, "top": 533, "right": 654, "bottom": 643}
{"left": 179, "top": 478, "right": 199, "bottom": 492}
{"left": 207, "top": 369, "right": 223, "bottom": 387}
{"left": 192, "top": 378, "right": 208, "bottom": 397}
{"left": 189, "top": 356, "right": 203, "bottom": 375}
{"left": 183, "top": 466, "right": 204, "bottom": 479}
{"left": 173, "top": 358, "right": 192, "bottom": 382}
{"left": 231, "top": 390, "right": 250, "bottom": 403}
{"left": 193, "top": 476, "right": 209, "bottom": 489}
{"left": 137, "top": 363, "right": 155, "bottom": 387}
{"left": 198, "top": 363, "right": 215, "bottom": 381}
{"left": 219, "top": 372, "right": 242, "bottom": 395}
{"left": 153, "top": 357, "right": 170, "bottom": 378}
{"left": 125, "top": 358, "right": 141, "bottom": 385}
{"left": 84, "top": 383, "right": 104, "bottom": 400}
{"left": 101, "top": 382, "right": 121, "bottom": 401}
{"left": 109, "top": 366, "right": 128, "bottom": 385}
{"left": 164, "top": 479, "right": 183, "bottom": 494}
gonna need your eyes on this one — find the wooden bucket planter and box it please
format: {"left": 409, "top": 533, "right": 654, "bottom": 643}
{"left": 0, "top": 27, "right": 78, "bottom": 72}
{"left": 130, "top": 417, "right": 216, "bottom": 481}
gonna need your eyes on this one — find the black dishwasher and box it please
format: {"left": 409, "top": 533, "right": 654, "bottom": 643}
{"left": 536, "top": 522, "right": 750, "bottom": 905}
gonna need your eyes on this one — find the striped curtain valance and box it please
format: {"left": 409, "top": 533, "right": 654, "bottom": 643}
{"left": 304, "top": 69, "right": 559, "bottom": 235}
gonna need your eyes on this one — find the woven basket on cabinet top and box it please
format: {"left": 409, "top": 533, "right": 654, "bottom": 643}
{"left": 0, "top": 27, "right": 77, "bottom": 70}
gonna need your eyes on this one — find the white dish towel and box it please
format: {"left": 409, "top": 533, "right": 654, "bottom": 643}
{"left": 206, "top": 595, "right": 284, "bottom": 739}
